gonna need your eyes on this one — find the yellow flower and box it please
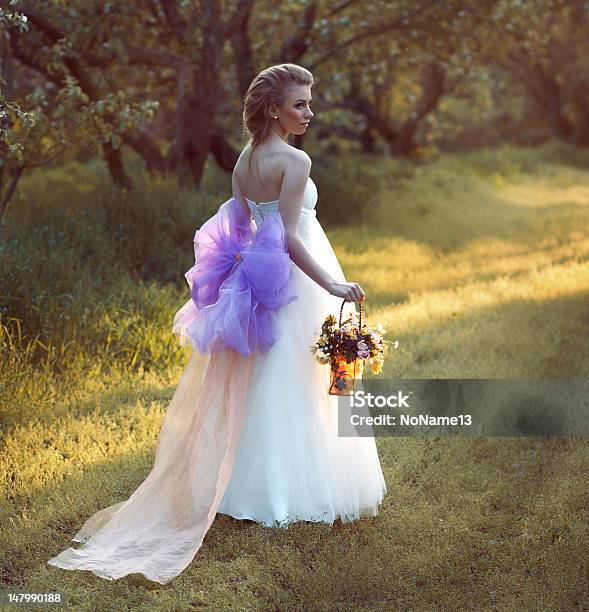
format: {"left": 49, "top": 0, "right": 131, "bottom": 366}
{"left": 371, "top": 361, "right": 382, "bottom": 374}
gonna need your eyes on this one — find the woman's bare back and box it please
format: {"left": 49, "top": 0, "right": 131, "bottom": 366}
{"left": 233, "top": 142, "right": 293, "bottom": 204}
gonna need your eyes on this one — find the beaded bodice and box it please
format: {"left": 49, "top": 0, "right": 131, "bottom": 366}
{"left": 245, "top": 177, "right": 318, "bottom": 227}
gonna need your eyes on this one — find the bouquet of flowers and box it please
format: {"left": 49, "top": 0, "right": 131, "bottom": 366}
{"left": 310, "top": 299, "right": 398, "bottom": 395}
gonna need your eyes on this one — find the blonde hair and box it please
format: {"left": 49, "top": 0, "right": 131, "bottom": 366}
{"left": 241, "top": 63, "right": 313, "bottom": 178}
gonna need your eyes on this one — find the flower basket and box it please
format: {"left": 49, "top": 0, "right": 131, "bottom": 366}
{"left": 328, "top": 299, "right": 365, "bottom": 396}
{"left": 329, "top": 351, "right": 365, "bottom": 395}
{"left": 311, "top": 298, "right": 397, "bottom": 396}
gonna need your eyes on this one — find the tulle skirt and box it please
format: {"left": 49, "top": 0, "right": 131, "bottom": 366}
{"left": 218, "top": 212, "right": 387, "bottom": 526}
{"left": 47, "top": 211, "right": 386, "bottom": 584}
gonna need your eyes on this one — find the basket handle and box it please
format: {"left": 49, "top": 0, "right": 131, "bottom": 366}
{"left": 338, "top": 297, "right": 363, "bottom": 330}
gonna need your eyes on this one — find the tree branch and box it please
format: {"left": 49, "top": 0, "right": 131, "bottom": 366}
{"left": 159, "top": 0, "right": 187, "bottom": 45}
{"left": 223, "top": 0, "right": 255, "bottom": 40}
{"left": 308, "top": 0, "right": 439, "bottom": 70}
{"left": 278, "top": 1, "right": 318, "bottom": 62}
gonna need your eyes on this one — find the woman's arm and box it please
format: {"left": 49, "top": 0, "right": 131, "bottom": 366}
{"left": 278, "top": 151, "right": 338, "bottom": 293}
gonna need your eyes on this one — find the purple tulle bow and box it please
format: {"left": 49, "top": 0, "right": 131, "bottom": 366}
{"left": 172, "top": 197, "right": 298, "bottom": 356}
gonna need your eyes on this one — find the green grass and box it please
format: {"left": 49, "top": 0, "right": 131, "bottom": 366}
{"left": 1, "top": 140, "right": 588, "bottom": 610}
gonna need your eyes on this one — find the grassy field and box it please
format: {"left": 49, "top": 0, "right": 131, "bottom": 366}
{"left": 1, "top": 141, "right": 588, "bottom": 610}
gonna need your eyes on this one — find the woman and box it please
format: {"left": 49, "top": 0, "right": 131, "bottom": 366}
{"left": 47, "top": 63, "right": 387, "bottom": 585}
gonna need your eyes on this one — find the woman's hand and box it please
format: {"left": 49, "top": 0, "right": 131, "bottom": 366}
{"left": 328, "top": 281, "right": 366, "bottom": 303}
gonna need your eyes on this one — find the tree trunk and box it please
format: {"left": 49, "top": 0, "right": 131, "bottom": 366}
{"left": 0, "top": 163, "right": 25, "bottom": 232}
{"left": 530, "top": 62, "right": 572, "bottom": 142}
{"left": 211, "top": 130, "right": 240, "bottom": 171}
{"left": 167, "top": 0, "right": 224, "bottom": 187}
{"left": 569, "top": 82, "right": 589, "bottom": 146}
{"left": 544, "top": 79, "right": 572, "bottom": 141}
{"left": 123, "top": 130, "right": 167, "bottom": 174}
{"left": 102, "top": 143, "right": 132, "bottom": 190}
{"left": 359, "top": 125, "right": 377, "bottom": 154}
{"left": 168, "top": 75, "right": 220, "bottom": 186}
{"left": 388, "top": 61, "right": 444, "bottom": 157}
{"left": 389, "top": 121, "right": 419, "bottom": 156}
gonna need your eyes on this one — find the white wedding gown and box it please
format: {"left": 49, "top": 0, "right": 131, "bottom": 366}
{"left": 47, "top": 176, "right": 387, "bottom": 584}
{"left": 217, "top": 177, "right": 387, "bottom": 526}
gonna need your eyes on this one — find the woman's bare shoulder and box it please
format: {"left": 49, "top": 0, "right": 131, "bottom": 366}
{"left": 235, "top": 142, "right": 310, "bottom": 181}
{"left": 235, "top": 144, "right": 251, "bottom": 166}
{"left": 279, "top": 145, "right": 312, "bottom": 174}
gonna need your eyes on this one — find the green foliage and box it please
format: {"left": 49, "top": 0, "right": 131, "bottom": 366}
{"left": 0, "top": 158, "right": 223, "bottom": 377}
{"left": 0, "top": 224, "right": 185, "bottom": 377}
{"left": 344, "top": 139, "right": 589, "bottom": 254}
{"left": 0, "top": 3, "right": 161, "bottom": 223}
{"left": 0, "top": 6, "right": 29, "bottom": 162}
{"left": 99, "top": 181, "right": 203, "bottom": 285}
{"left": 312, "top": 152, "right": 414, "bottom": 226}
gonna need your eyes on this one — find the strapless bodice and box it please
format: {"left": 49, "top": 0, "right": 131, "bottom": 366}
{"left": 245, "top": 176, "right": 318, "bottom": 226}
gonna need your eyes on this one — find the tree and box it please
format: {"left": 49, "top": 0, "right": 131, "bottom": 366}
{"left": 0, "top": 1, "right": 158, "bottom": 229}
{"left": 307, "top": 1, "right": 497, "bottom": 157}
{"left": 480, "top": 0, "right": 589, "bottom": 145}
